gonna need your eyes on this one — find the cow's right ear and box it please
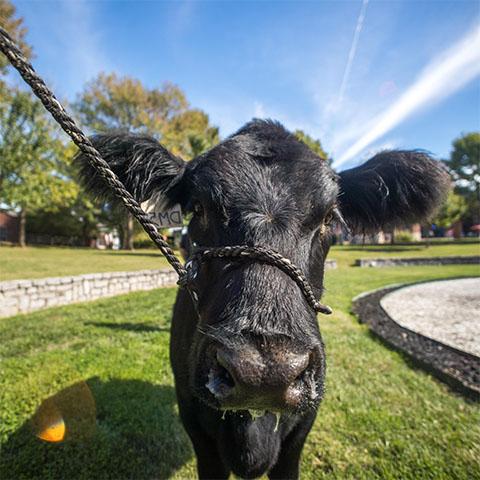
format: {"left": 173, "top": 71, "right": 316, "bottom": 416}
{"left": 75, "top": 132, "right": 186, "bottom": 204}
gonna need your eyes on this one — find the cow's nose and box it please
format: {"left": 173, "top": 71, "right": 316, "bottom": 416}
{"left": 206, "top": 346, "right": 311, "bottom": 411}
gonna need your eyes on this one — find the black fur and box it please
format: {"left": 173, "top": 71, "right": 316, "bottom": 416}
{"left": 76, "top": 120, "right": 449, "bottom": 479}
{"left": 339, "top": 150, "right": 450, "bottom": 233}
{"left": 75, "top": 132, "right": 185, "bottom": 202}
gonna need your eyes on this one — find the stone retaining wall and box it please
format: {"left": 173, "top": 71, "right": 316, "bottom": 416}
{"left": 0, "top": 259, "right": 338, "bottom": 319}
{"left": 355, "top": 255, "right": 480, "bottom": 268}
{"left": 325, "top": 259, "right": 337, "bottom": 269}
{"left": 0, "top": 269, "right": 177, "bottom": 318}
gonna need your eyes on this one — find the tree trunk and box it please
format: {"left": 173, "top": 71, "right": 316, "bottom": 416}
{"left": 18, "top": 208, "right": 26, "bottom": 247}
{"left": 122, "top": 213, "right": 135, "bottom": 250}
{"left": 390, "top": 229, "right": 395, "bottom": 245}
{"left": 82, "top": 223, "right": 91, "bottom": 247}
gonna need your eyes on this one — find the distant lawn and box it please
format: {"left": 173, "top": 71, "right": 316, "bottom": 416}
{"left": 1, "top": 240, "right": 479, "bottom": 282}
{"left": 330, "top": 240, "right": 480, "bottom": 268}
{"left": 1, "top": 264, "right": 479, "bottom": 479}
{"left": 0, "top": 246, "right": 171, "bottom": 282}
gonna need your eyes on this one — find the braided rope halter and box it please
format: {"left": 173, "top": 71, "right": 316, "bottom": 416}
{"left": 0, "top": 26, "right": 332, "bottom": 316}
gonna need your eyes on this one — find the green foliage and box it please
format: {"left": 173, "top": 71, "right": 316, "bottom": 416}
{"left": 162, "top": 108, "right": 219, "bottom": 159}
{"left": 446, "top": 132, "right": 480, "bottom": 196}
{"left": 393, "top": 230, "right": 415, "bottom": 243}
{"left": 444, "top": 132, "right": 480, "bottom": 226}
{"left": 433, "top": 190, "right": 469, "bottom": 228}
{"left": 294, "top": 129, "right": 329, "bottom": 161}
{"left": 74, "top": 72, "right": 219, "bottom": 159}
{"left": 0, "top": 0, "right": 32, "bottom": 74}
{"left": 0, "top": 89, "right": 78, "bottom": 213}
{"left": 132, "top": 229, "right": 158, "bottom": 249}
{"left": 75, "top": 73, "right": 186, "bottom": 133}
{"left": 0, "top": 264, "right": 479, "bottom": 478}
{"left": 26, "top": 197, "right": 104, "bottom": 245}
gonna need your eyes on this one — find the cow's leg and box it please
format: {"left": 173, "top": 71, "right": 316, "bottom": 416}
{"left": 268, "top": 413, "right": 316, "bottom": 480}
{"left": 179, "top": 406, "right": 230, "bottom": 480}
{"left": 188, "top": 426, "right": 230, "bottom": 479}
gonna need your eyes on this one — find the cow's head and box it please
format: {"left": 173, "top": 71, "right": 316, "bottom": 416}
{"left": 78, "top": 120, "right": 449, "bottom": 415}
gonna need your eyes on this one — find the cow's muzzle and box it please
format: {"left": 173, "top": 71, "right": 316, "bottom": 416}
{"left": 204, "top": 342, "right": 320, "bottom": 412}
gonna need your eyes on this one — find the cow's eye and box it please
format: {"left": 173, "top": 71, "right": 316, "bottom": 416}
{"left": 193, "top": 202, "right": 204, "bottom": 216}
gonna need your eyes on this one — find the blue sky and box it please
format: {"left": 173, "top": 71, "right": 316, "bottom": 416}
{"left": 10, "top": 0, "right": 480, "bottom": 169}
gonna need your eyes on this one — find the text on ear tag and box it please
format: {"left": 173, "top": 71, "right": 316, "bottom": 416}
{"left": 141, "top": 196, "right": 183, "bottom": 228}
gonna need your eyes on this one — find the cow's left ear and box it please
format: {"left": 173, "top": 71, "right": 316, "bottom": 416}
{"left": 338, "top": 150, "right": 450, "bottom": 233}
{"left": 75, "top": 132, "right": 186, "bottom": 205}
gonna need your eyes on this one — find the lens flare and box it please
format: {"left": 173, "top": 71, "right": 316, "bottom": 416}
{"left": 36, "top": 417, "right": 66, "bottom": 443}
{"left": 31, "top": 381, "right": 96, "bottom": 443}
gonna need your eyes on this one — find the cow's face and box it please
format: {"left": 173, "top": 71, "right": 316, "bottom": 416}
{"left": 79, "top": 120, "right": 449, "bottom": 415}
{"left": 177, "top": 127, "right": 338, "bottom": 414}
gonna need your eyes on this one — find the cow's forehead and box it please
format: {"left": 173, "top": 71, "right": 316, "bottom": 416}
{"left": 188, "top": 134, "right": 338, "bottom": 210}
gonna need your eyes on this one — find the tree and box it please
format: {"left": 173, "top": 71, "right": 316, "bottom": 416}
{"left": 27, "top": 195, "right": 109, "bottom": 247}
{"left": 0, "top": 0, "right": 32, "bottom": 74}
{"left": 432, "top": 190, "right": 468, "bottom": 229}
{"left": 444, "top": 132, "right": 480, "bottom": 229}
{"left": 294, "top": 130, "right": 329, "bottom": 162}
{"left": 75, "top": 74, "right": 185, "bottom": 136}
{"left": 446, "top": 132, "right": 480, "bottom": 198}
{"left": 74, "top": 72, "right": 219, "bottom": 249}
{"left": 162, "top": 109, "right": 219, "bottom": 159}
{"left": 0, "top": 89, "right": 77, "bottom": 246}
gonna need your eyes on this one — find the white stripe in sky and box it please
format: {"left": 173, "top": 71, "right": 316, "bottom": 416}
{"left": 337, "top": 0, "right": 369, "bottom": 107}
{"left": 334, "top": 25, "right": 480, "bottom": 168}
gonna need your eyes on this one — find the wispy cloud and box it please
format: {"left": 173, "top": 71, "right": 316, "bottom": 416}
{"left": 170, "top": 0, "right": 197, "bottom": 37}
{"left": 253, "top": 101, "right": 267, "bottom": 118}
{"left": 20, "top": 0, "right": 113, "bottom": 98}
{"left": 336, "top": 0, "right": 369, "bottom": 108}
{"left": 334, "top": 25, "right": 480, "bottom": 168}
{"left": 61, "top": 1, "right": 112, "bottom": 91}
{"left": 362, "top": 139, "right": 401, "bottom": 159}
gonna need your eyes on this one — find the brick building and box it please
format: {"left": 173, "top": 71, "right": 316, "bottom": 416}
{"left": 0, "top": 210, "right": 20, "bottom": 244}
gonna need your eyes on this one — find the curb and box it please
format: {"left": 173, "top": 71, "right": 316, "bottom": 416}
{"left": 352, "top": 280, "right": 480, "bottom": 401}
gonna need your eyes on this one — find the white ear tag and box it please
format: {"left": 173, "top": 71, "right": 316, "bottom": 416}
{"left": 141, "top": 194, "right": 183, "bottom": 228}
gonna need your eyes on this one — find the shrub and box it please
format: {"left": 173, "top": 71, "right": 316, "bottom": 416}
{"left": 394, "top": 230, "right": 415, "bottom": 243}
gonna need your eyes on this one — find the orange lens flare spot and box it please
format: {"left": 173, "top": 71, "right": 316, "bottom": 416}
{"left": 36, "top": 418, "right": 66, "bottom": 443}
{"left": 31, "top": 381, "right": 96, "bottom": 443}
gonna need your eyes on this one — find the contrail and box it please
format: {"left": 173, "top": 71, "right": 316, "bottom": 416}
{"left": 334, "top": 25, "right": 480, "bottom": 168}
{"left": 337, "top": 0, "right": 369, "bottom": 106}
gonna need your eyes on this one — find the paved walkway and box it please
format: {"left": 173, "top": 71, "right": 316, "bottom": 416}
{"left": 380, "top": 278, "right": 480, "bottom": 357}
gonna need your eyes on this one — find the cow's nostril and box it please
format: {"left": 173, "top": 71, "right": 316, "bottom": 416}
{"left": 294, "top": 366, "right": 308, "bottom": 383}
{"left": 218, "top": 364, "right": 235, "bottom": 388}
{"left": 205, "top": 354, "right": 236, "bottom": 399}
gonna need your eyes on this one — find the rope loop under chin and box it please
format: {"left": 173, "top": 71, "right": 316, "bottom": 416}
{"left": 178, "top": 246, "right": 333, "bottom": 315}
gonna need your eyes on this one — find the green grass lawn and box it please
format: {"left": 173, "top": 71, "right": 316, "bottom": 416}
{"left": 1, "top": 263, "right": 479, "bottom": 479}
{"left": 0, "top": 246, "right": 171, "bottom": 282}
{"left": 330, "top": 240, "right": 480, "bottom": 268}
{"left": 1, "top": 240, "right": 479, "bottom": 282}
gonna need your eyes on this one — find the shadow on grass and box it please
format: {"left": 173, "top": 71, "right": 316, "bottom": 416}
{"left": 0, "top": 378, "right": 192, "bottom": 479}
{"left": 85, "top": 321, "right": 170, "bottom": 333}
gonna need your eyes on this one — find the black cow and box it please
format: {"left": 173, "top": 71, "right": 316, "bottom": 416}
{"left": 78, "top": 120, "right": 448, "bottom": 479}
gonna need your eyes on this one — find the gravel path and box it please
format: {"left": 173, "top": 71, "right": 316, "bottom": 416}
{"left": 380, "top": 278, "right": 480, "bottom": 357}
